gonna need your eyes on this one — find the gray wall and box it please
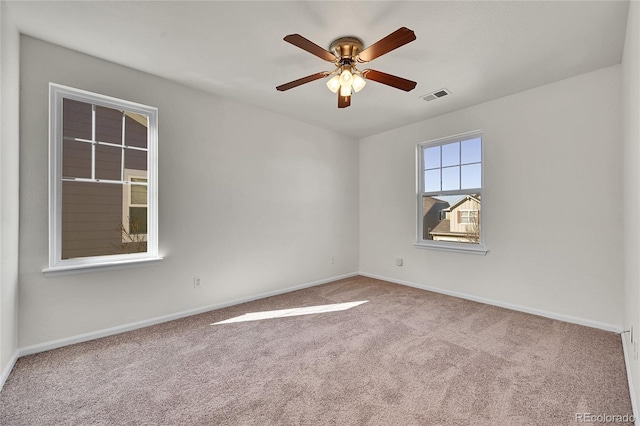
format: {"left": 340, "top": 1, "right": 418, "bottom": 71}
{"left": 0, "top": 3, "right": 20, "bottom": 382}
{"left": 18, "top": 36, "right": 359, "bottom": 348}
{"left": 623, "top": 0, "right": 640, "bottom": 410}
{"left": 360, "top": 65, "right": 624, "bottom": 330}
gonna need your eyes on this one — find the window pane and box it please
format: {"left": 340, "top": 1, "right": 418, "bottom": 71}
{"left": 95, "top": 106, "right": 122, "bottom": 145}
{"left": 424, "top": 145, "right": 440, "bottom": 169}
{"left": 125, "top": 148, "right": 147, "bottom": 171}
{"left": 120, "top": 182, "right": 147, "bottom": 253}
{"left": 422, "top": 196, "right": 451, "bottom": 240}
{"left": 442, "top": 142, "right": 459, "bottom": 167}
{"left": 427, "top": 193, "right": 481, "bottom": 244}
{"left": 461, "top": 137, "right": 482, "bottom": 164}
{"left": 63, "top": 99, "right": 92, "bottom": 140}
{"left": 130, "top": 179, "right": 147, "bottom": 205}
{"left": 61, "top": 181, "right": 123, "bottom": 259}
{"left": 125, "top": 113, "right": 148, "bottom": 149}
{"left": 460, "top": 211, "right": 475, "bottom": 224}
{"left": 442, "top": 166, "right": 460, "bottom": 191}
{"left": 62, "top": 140, "right": 91, "bottom": 179}
{"left": 461, "top": 163, "right": 482, "bottom": 189}
{"left": 95, "top": 144, "right": 122, "bottom": 181}
{"left": 424, "top": 169, "right": 440, "bottom": 192}
{"left": 128, "top": 207, "right": 147, "bottom": 234}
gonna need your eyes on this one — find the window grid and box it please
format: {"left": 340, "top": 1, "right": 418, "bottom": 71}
{"left": 460, "top": 210, "right": 479, "bottom": 224}
{"left": 46, "top": 83, "right": 160, "bottom": 274}
{"left": 61, "top": 108, "right": 148, "bottom": 187}
{"left": 422, "top": 140, "right": 482, "bottom": 196}
{"left": 91, "top": 105, "right": 95, "bottom": 180}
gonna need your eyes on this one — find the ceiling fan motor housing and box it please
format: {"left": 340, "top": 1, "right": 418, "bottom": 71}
{"left": 329, "top": 37, "right": 364, "bottom": 62}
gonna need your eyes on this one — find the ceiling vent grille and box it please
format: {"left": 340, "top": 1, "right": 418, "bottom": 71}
{"left": 421, "top": 88, "right": 451, "bottom": 102}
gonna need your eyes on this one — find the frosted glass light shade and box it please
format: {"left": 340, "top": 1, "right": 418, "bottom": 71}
{"left": 352, "top": 74, "right": 366, "bottom": 93}
{"left": 326, "top": 75, "right": 341, "bottom": 93}
{"left": 339, "top": 69, "right": 353, "bottom": 86}
{"left": 339, "top": 84, "right": 352, "bottom": 97}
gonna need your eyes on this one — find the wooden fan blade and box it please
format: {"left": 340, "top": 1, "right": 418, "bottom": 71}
{"left": 284, "top": 34, "right": 337, "bottom": 62}
{"left": 338, "top": 92, "right": 351, "bottom": 108}
{"left": 362, "top": 69, "right": 417, "bottom": 92}
{"left": 357, "top": 27, "right": 416, "bottom": 63}
{"left": 276, "top": 72, "right": 328, "bottom": 91}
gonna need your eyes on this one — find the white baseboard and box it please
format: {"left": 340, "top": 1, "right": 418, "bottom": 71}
{"left": 621, "top": 334, "right": 639, "bottom": 425}
{"left": 17, "top": 271, "right": 359, "bottom": 358}
{"left": 359, "top": 272, "right": 622, "bottom": 333}
{"left": 7, "top": 270, "right": 626, "bottom": 399}
{"left": 0, "top": 350, "right": 19, "bottom": 392}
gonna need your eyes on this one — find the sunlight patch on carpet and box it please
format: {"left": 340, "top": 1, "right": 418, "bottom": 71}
{"left": 212, "top": 301, "right": 369, "bottom": 325}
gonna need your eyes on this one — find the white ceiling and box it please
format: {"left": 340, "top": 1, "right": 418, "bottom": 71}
{"left": 5, "top": 0, "right": 630, "bottom": 139}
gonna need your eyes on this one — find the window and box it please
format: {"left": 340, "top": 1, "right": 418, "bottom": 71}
{"left": 460, "top": 210, "right": 478, "bottom": 224}
{"left": 416, "top": 132, "right": 486, "bottom": 254}
{"left": 123, "top": 169, "right": 148, "bottom": 242}
{"left": 46, "top": 84, "right": 160, "bottom": 273}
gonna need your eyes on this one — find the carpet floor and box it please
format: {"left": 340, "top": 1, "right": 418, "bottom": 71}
{"left": 0, "top": 276, "right": 634, "bottom": 425}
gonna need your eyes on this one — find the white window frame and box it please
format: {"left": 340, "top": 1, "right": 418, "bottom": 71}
{"left": 45, "top": 83, "right": 161, "bottom": 274}
{"left": 415, "top": 131, "right": 487, "bottom": 254}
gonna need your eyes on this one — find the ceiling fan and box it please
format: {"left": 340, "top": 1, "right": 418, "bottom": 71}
{"left": 276, "top": 27, "right": 417, "bottom": 108}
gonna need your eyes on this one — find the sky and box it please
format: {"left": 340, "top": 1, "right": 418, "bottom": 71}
{"left": 423, "top": 137, "right": 482, "bottom": 193}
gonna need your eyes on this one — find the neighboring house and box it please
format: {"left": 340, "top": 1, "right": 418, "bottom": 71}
{"left": 422, "top": 197, "right": 450, "bottom": 240}
{"left": 430, "top": 194, "right": 481, "bottom": 243}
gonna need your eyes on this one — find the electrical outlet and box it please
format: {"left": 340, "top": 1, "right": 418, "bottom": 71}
{"left": 396, "top": 257, "right": 403, "bottom": 266}
{"left": 193, "top": 277, "right": 201, "bottom": 288}
{"left": 632, "top": 325, "right": 634, "bottom": 343}
{"left": 331, "top": 256, "right": 335, "bottom": 265}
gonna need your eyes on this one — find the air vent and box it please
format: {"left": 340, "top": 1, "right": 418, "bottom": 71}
{"left": 421, "top": 88, "right": 451, "bottom": 102}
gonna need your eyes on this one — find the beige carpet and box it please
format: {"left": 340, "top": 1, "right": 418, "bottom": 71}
{"left": 0, "top": 276, "right": 634, "bottom": 425}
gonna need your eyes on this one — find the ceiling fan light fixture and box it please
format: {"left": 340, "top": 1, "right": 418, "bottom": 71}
{"left": 352, "top": 73, "right": 366, "bottom": 93}
{"left": 339, "top": 84, "right": 352, "bottom": 97}
{"left": 326, "top": 75, "right": 341, "bottom": 93}
{"left": 339, "top": 67, "right": 353, "bottom": 86}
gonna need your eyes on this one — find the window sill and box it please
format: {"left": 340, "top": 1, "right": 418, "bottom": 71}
{"left": 42, "top": 256, "right": 164, "bottom": 276}
{"left": 414, "top": 241, "right": 488, "bottom": 255}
